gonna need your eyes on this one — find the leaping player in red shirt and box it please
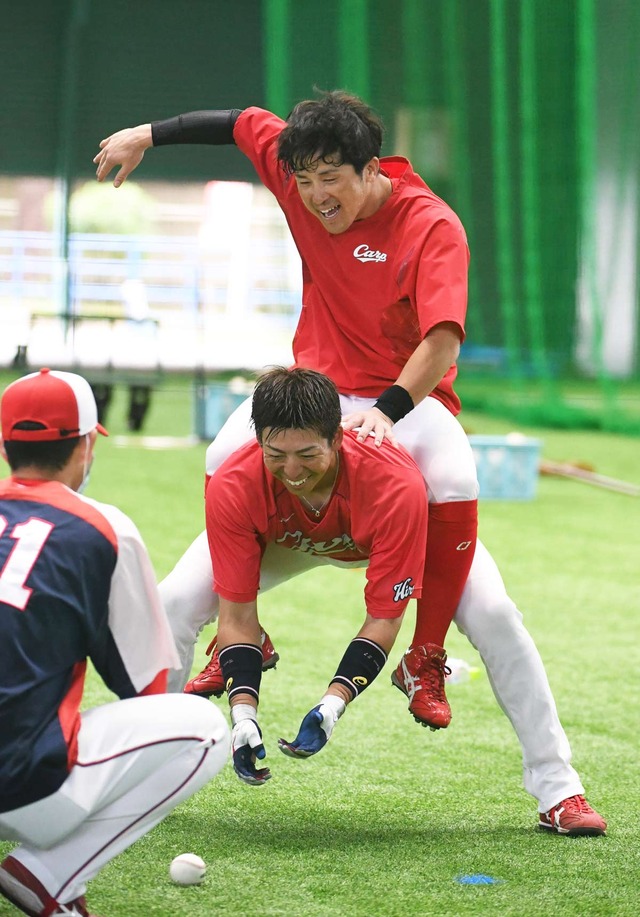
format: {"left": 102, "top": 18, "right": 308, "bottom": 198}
{"left": 94, "top": 92, "right": 606, "bottom": 835}
{"left": 96, "top": 94, "right": 477, "bottom": 733}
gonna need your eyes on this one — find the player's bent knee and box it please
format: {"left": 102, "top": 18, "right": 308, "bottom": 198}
{"left": 455, "top": 594, "right": 522, "bottom": 641}
{"left": 424, "top": 458, "right": 479, "bottom": 503}
{"left": 172, "top": 694, "right": 230, "bottom": 746}
{"left": 184, "top": 698, "right": 231, "bottom": 779}
{"left": 125, "top": 694, "right": 229, "bottom": 753}
{"left": 169, "top": 615, "right": 213, "bottom": 651}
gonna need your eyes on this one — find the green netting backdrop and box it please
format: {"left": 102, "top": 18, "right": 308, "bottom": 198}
{"left": 1, "top": 0, "right": 638, "bottom": 431}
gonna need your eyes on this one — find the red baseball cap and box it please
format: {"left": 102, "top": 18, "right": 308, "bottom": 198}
{"left": 1, "top": 368, "right": 108, "bottom": 442}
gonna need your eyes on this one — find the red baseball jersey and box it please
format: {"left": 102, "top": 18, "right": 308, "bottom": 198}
{"left": 233, "top": 108, "right": 469, "bottom": 412}
{"left": 206, "top": 431, "right": 427, "bottom": 619}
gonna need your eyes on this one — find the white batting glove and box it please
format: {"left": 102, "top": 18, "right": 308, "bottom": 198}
{"left": 230, "top": 704, "right": 271, "bottom": 786}
{"left": 278, "top": 694, "right": 346, "bottom": 758}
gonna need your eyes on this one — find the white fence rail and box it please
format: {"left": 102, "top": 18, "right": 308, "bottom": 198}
{"left": 0, "top": 228, "right": 301, "bottom": 372}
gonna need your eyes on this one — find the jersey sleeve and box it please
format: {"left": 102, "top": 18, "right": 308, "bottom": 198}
{"left": 206, "top": 468, "right": 264, "bottom": 603}
{"left": 354, "top": 456, "right": 428, "bottom": 619}
{"left": 233, "top": 107, "right": 289, "bottom": 202}
{"left": 84, "top": 500, "right": 179, "bottom": 696}
{"left": 415, "top": 215, "right": 469, "bottom": 340}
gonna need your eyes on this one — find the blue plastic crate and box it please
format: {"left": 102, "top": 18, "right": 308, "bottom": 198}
{"left": 468, "top": 434, "right": 541, "bottom": 500}
{"left": 193, "top": 379, "right": 254, "bottom": 440}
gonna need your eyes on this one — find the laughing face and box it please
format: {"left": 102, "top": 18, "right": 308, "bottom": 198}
{"left": 261, "top": 426, "right": 342, "bottom": 501}
{"left": 292, "top": 155, "right": 382, "bottom": 234}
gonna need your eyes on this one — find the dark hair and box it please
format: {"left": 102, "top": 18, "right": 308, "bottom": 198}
{"left": 277, "top": 90, "right": 384, "bottom": 176}
{"left": 252, "top": 367, "right": 342, "bottom": 444}
{"left": 3, "top": 422, "right": 81, "bottom": 472}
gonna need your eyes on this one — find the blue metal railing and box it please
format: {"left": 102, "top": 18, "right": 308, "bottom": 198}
{"left": 0, "top": 230, "right": 302, "bottom": 319}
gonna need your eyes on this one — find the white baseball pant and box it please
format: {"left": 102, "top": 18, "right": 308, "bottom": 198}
{"left": 160, "top": 394, "right": 584, "bottom": 812}
{"left": 0, "top": 694, "right": 229, "bottom": 906}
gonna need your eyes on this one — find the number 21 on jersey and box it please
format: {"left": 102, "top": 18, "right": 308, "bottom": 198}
{"left": 0, "top": 516, "right": 55, "bottom": 610}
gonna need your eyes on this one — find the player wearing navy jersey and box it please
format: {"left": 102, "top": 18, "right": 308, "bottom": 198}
{"left": 208, "top": 367, "right": 429, "bottom": 785}
{"left": 0, "top": 369, "right": 230, "bottom": 917}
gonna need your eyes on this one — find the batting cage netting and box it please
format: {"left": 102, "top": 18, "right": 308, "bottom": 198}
{"left": 263, "top": 0, "right": 639, "bottom": 433}
{"left": 2, "top": 0, "right": 638, "bottom": 434}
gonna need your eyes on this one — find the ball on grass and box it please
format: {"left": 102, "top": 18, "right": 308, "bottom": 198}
{"left": 505, "top": 431, "right": 527, "bottom": 445}
{"left": 169, "top": 853, "right": 206, "bottom": 885}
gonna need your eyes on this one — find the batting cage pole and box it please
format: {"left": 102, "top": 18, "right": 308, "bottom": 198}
{"left": 263, "top": 0, "right": 291, "bottom": 118}
{"left": 54, "top": 0, "right": 89, "bottom": 355}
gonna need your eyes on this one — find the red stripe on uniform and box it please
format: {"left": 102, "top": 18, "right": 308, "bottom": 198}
{"left": 0, "top": 478, "right": 118, "bottom": 550}
{"left": 58, "top": 661, "right": 86, "bottom": 770}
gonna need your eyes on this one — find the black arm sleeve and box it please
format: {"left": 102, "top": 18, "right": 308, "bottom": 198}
{"left": 151, "top": 109, "right": 243, "bottom": 146}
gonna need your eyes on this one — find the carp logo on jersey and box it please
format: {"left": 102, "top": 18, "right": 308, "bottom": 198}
{"left": 353, "top": 243, "right": 387, "bottom": 263}
{"left": 276, "top": 529, "right": 358, "bottom": 556}
{"left": 393, "top": 577, "right": 414, "bottom": 602}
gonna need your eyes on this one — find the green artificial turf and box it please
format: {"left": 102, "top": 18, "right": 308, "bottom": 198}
{"left": 1, "top": 376, "right": 639, "bottom": 916}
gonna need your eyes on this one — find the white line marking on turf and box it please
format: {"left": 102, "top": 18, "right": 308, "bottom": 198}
{"left": 112, "top": 435, "right": 202, "bottom": 450}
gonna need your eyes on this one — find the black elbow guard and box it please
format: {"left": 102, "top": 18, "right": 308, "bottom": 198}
{"left": 151, "top": 109, "right": 242, "bottom": 146}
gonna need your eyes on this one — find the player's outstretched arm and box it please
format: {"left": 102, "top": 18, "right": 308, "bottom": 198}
{"left": 94, "top": 123, "right": 153, "bottom": 187}
{"left": 279, "top": 614, "right": 404, "bottom": 759}
{"left": 94, "top": 109, "right": 241, "bottom": 187}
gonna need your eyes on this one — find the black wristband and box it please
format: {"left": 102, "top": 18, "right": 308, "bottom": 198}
{"left": 330, "top": 638, "right": 388, "bottom": 699}
{"left": 373, "top": 385, "right": 414, "bottom": 424}
{"left": 151, "top": 109, "right": 242, "bottom": 146}
{"left": 219, "top": 643, "right": 262, "bottom": 703}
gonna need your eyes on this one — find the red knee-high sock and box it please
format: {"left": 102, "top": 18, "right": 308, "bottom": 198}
{"left": 411, "top": 500, "right": 478, "bottom": 648}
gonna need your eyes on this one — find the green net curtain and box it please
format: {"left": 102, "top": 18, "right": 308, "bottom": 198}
{"left": 2, "top": 0, "right": 638, "bottom": 430}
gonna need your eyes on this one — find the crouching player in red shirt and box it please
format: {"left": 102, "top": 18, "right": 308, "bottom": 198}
{"left": 207, "top": 366, "right": 429, "bottom": 783}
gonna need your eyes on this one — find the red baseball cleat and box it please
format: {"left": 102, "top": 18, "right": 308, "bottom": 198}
{"left": 539, "top": 795, "right": 607, "bottom": 836}
{"left": 184, "top": 631, "right": 280, "bottom": 698}
{"left": 391, "top": 643, "right": 452, "bottom": 730}
{"left": 0, "top": 855, "right": 99, "bottom": 916}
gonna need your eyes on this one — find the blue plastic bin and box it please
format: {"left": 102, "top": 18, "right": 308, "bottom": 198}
{"left": 193, "top": 379, "right": 254, "bottom": 440}
{"left": 468, "top": 434, "right": 541, "bottom": 500}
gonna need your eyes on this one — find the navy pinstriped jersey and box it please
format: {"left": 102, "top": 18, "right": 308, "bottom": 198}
{"left": 0, "top": 476, "right": 178, "bottom": 813}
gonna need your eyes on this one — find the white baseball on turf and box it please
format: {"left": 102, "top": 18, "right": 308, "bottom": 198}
{"left": 169, "top": 853, "right": 206, "bottom": 885}
{"left": 505, "top": 431, "right": 527, "bottom": 445}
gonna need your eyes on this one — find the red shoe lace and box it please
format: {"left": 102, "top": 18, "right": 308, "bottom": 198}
{"left": 420, "top": 654, "right": 451, "bottom": 702}
{"left": 196, "top": 636, "right": 220, "bottom": 677}
{"left": 204, "top": 635, "right": 218, "bottom": 657}
{"left": 561, "top": 795, "right": 591, "bottom": 814}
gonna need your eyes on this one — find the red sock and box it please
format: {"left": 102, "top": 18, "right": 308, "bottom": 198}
{"left": 411, "top": 500, "right": 478, "bottom": 648}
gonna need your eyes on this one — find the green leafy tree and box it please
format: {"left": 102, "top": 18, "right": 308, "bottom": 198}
{"left": 45, "top": 181, "right": 157, "bottom": 235}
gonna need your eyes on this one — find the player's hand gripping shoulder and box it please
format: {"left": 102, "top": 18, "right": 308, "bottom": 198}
{"left": 94, "top": 123, "right": 153, "bottom": 187}
{"left": 341, "top": 408, "right": 399, "bottom": 449}
{"left": 278, "top": 695, "right": 346, "bottom": 758}
{"left": 231, "top": 704, "right": 272, "bottom": 786}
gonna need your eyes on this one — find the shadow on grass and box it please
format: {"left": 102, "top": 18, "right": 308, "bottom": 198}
{"left": 167, "top": 807, "right": 537, "bottom": 854}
